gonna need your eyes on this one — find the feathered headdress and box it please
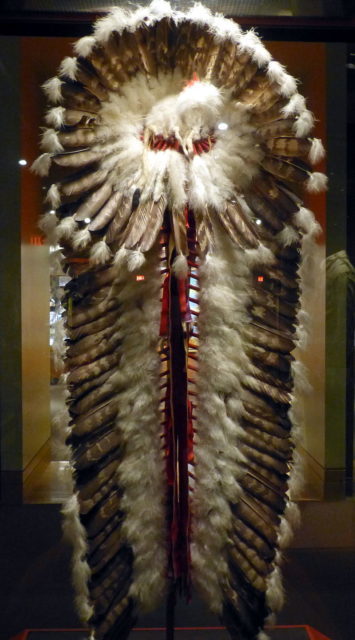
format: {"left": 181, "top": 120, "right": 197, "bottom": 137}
{"left": 34, "top": 2, "right": 326, "bottom": 639}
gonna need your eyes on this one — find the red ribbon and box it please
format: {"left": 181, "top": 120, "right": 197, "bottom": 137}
{"left": 187, "top": 400, "right": 194, "bottom": 464}
{"left": 160, "top": 273, "right": 170, "bottom": 336}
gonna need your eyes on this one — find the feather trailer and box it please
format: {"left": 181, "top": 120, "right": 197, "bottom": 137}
{"left": 35, "top": 3, "right": 326, "bottom": 640}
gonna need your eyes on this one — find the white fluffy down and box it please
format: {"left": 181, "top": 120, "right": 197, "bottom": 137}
{"left": 306, "top": 171, "right": 328, "bottom": 193}
{"left": 309, "top": 138, "right": 325, "bottom": 165}
{"left": 31, "top": 153, "right": 52, "bottom": 176}
{"left": 56, "top": 216, "right": 77, "bottom": 241}
{"left": 62, "top": 495, "right": 93, "bottom": 622}
{"left": 172, "top": 253, "right": 188, "bottom": 279}
{"left": 45, "top": 183, "right": 61, "bottom": 208}
{"left": 72, "top": 228, "right": 92, "bottom": 251}
{"left": 40, "top": 128, "right": 63, "bottom": 153}
{"left": 112, "top": 251, "right": 168, "bottom": 610}
{"left": 191, "top": 227, "right": 252, "bottom": 612}
{"left": 89, "top": 240, "right": 112, "bottom": 265}
{"left": 42, "top": 77, "right": 62, "bottom": 103}
{"left": 83, "top": 72, "right": 262, "bottom": 215}
{"left": 38, "top": 212, "right": 57, "bottom": 242}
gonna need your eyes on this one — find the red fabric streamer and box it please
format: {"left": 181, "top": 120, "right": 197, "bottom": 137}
{"left": 160, "top": 273, "right": 170, "bottom": 336}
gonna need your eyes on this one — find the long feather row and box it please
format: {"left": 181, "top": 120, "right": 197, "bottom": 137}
{"left": 111, "top": 251, "right": 168, "bottom": 610}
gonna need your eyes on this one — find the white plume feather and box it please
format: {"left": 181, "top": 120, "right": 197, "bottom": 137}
{"left": 126, "top": 249, "right": 146, "bottom": 272}
{"left": 46, "top": 184, "right": 61, "bottom": 208}
{"left": 172, "top": 254, "right": 188, "bottom": 279}
{"left": 267, "top": 60, "right": 298, "bottom": 97}
{"left": 294, "top": 207, "right": 321, "bottom": 238}
{"left": 89, "top": 240, "right": 112, "bottom": 265}
{"left": 45, "top": 106, "right": 66, "bottom": 128}
{"left": 59, "top": 56, "right": 78, "bottom": 80}
{"left": 74, "top": 36, "right": 96, "bottom": 57}
{"left": 309, "top": 138, "right": 325, "bottom": 165}
{"left": 72, "top": 228, "right": 92, "bottom": 250}
{"left": 294, "top": 110, "right": 314, "bottom": 137}
{"left": 56, "top": 216, "right": 77, "bottom": 241}
{"left": 276, "top": 225, "right": 300, "bottom": 246}
{"left": 42, "top": 77, "right": 62, "bottom": 103}
{"left": 38, "top": 212, "right": 57, "bottom": 240}
{"left": 31, "top": 153, "right": 52, "bottom": 176}
{"left": 306, "top": 171, "right": 328, "bottom": 193}
{"left": 239, "top": 30, "right": 271, "bottom": 66}
{"left": 40, "top": 128, "right": 64, "bottom": 153}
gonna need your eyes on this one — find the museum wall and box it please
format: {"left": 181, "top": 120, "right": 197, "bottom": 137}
{"left": 0, "top": 37, "right": 23, "bottom": 500}
{"left": 267, "top": 41, "right": 328, "bottom": 477}
{"left": 20, "top": 37, "right": 53, "bottom": 469}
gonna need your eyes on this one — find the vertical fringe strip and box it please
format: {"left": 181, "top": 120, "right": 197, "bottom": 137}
{"left": 191, "top": 218, "right": 318, "bottom": 619}
{"left": 62, "top": 494, "right": 94, "bottom": 623}
{"left": 263, "top": 209, "right": 321, "bottom": 620}
{"left": 112, "top": 249, "right": 168, "bottom": 611}
{"left": 191, "top": 230, "right": 251, "bottom": 613}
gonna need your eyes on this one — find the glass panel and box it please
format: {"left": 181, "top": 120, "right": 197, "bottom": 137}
{"left": 0, "top": 16, "right": 352, "bottom": 511}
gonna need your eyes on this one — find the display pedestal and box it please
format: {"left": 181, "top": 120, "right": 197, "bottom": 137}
{"left": 10, "top": 626, "right": 331, "bottom": 640}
